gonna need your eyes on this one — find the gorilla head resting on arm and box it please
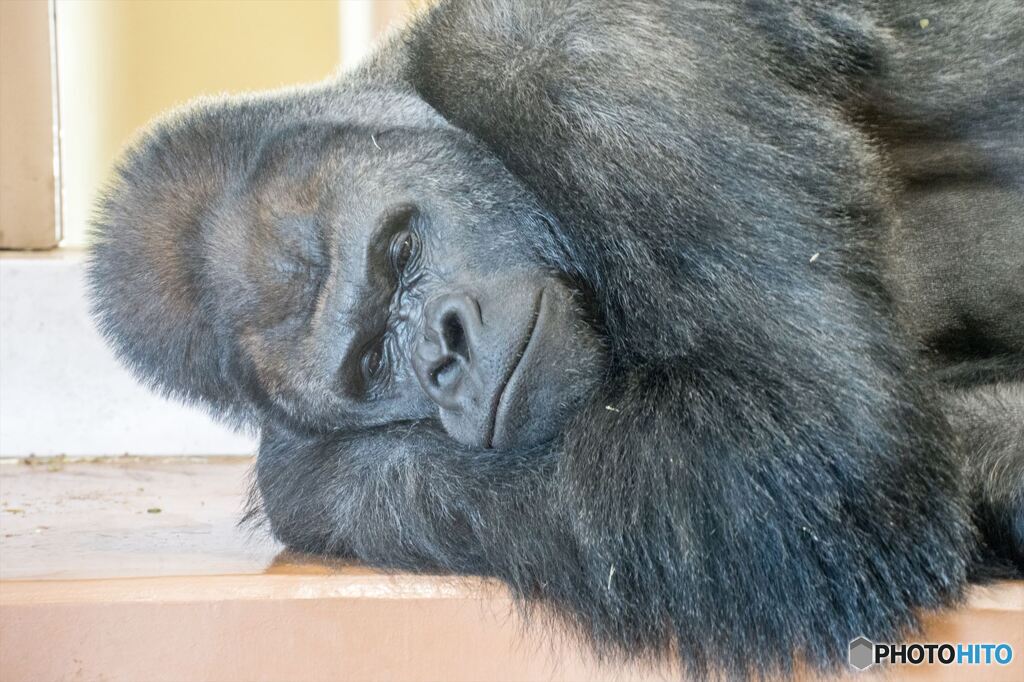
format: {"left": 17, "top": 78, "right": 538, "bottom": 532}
{"left": 88, "top": 0, "right": 1023, "bottom": 677}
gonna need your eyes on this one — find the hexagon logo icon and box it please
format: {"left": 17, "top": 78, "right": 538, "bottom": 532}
{"left": 849, "top": 636, "right": 876, "bottom": 670}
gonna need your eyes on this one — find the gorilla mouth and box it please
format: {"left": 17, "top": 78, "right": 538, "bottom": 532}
{"left": 486, "top": 288, "right": 547, "bottom": 449}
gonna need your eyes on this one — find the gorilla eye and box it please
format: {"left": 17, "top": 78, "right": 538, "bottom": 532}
{"left": 361, "top": 344, "right": 384, "bottom": 383}
{"left": 388, "top": 229, "right": 418, "bottom": 276}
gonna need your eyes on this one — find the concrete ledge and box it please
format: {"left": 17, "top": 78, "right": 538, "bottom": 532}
{"left": 0, "top": 574, "right": 677, "bottom": 682}
{"left": 1, "top": 457, "right": 1021, "bottom": 681}
{"left": 0, "top": 250, "right": 255, "bottom": 457}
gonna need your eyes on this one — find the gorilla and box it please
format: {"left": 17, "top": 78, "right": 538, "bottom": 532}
{"left": 88, "top": 0, "right": 1022, "bottom": 677}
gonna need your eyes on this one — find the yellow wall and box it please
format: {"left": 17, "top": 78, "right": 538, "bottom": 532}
{"left": 56, "top": 0, "right": 342, "bottom": 246}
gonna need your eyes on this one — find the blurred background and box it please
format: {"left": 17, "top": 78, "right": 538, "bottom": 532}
{"left": 58, "top": 0, "right": 338, "bottom": 247}
{"left": 56, "top": 0, "right": 421, "bottom": 247}
{"left": 0, "top": 0, "right": 423, "bottom": 457}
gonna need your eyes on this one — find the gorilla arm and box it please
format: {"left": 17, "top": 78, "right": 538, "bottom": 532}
{"left": 255, "top": 359, "right": 972, "bottom": 676}
{"left": 256, "top": 421, "right": 566, "bottom": 577}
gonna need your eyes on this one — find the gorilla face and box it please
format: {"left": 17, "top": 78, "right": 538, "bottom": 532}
{"left": 186, "top": 122, "right": 602, "bottom": 450}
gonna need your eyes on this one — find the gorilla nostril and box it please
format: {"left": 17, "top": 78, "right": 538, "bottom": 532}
{"left": 442, "top": 311, "right": 468, "bottom": 360}
{"left": 415, "top": 294, "right": 481, "bottom": 408}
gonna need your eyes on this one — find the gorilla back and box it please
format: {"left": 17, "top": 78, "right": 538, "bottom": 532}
{"left": 87, "top": 0, "right": 1023, "bottom": 677}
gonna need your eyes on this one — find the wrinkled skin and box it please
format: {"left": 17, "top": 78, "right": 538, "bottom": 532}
{"left": 88, "top": 0, "right": 1023, "bottom": 677}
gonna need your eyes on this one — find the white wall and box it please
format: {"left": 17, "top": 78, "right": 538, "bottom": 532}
{"left": 0, "top": 251, "right": 256, "bottom": 457}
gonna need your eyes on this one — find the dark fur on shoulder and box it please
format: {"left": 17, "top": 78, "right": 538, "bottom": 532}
{"left": 89, "top": 0, "right": 1023, "bottom": 678}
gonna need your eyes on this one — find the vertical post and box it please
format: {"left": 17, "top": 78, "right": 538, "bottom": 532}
{"left": 0, "top": 0, "right": 62, "bottom": 249}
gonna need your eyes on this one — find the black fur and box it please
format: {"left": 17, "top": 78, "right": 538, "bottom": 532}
{"left": 88, "top": 0, "right": 1023, "bottom": 678}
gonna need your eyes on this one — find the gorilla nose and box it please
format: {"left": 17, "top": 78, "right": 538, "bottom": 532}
{"left": 413, "top": 293, "right": 482, "bottom": 411}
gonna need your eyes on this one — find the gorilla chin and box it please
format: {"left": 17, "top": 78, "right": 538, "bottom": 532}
{"left": 87, "top": 0, "right": 1023, "bottom": 678}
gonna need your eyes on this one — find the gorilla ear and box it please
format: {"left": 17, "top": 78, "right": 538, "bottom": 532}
{"left": 87, "top": 97, "right": 270, "bottom": 425}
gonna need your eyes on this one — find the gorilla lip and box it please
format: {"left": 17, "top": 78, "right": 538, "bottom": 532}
{"left": 486, "top": 288, "right": 547, "bottom": 449}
